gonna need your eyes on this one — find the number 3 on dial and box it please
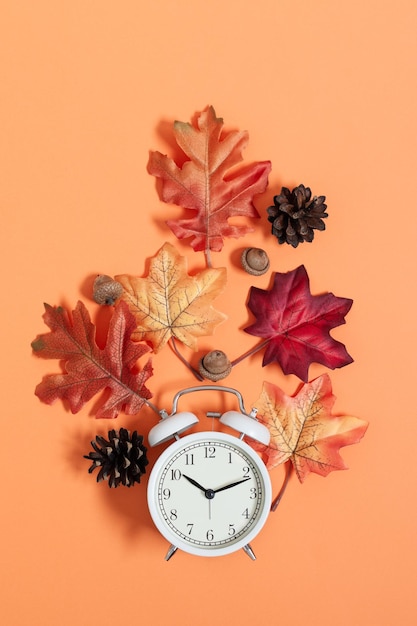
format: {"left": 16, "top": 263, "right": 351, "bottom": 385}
{"left": 147, "top": 432, "right": 272, "bottom": 558}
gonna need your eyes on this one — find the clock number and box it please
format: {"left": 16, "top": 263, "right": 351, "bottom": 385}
{"left": 162, "top": 488, "right": 171, "bottom": 500}
{"left": 205, "top": 446, "right": 216, "bottom": 459}
{"left": 228, "top": 524, "right": 236, "bottom": 536}
{"left": 206, "top": 529, "right": 214, "bottom": 541}
{"left": 250, "top": 487, "right": 257, "bottom": 499}
{"left": 187, "top": 524, "right": 194, "bottom": 536}
{"left": 228, "top": 452, "right": 232, "bottom": 464}
{"left": 243, "top": 466, "right": 250, "bottom": 478}
{"left": 242, "top": 508, "right": 250, "bottom": 519}
{"left": 170, "top": 469, "right": 182, "bottom": 480}
{"left": 185, "top": 453, "right": 194, "bottom": 465}
{"left": 170, "top": 509, "right": 178, "bottom": 521}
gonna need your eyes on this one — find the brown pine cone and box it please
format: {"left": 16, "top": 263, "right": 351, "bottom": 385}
{"left": 84, "top": 428, "right": 148, "bottom": 488}
{"left": 267, "top": 185, "right": 328, "bottom": 247}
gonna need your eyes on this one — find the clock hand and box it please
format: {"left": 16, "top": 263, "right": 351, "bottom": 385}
{"left": 213, "top": 477, "right": 251, "bottom": 494}
{"left": 183, "top": 474, "right": 208, "bottom": 493}
{"left": 183, "top": 474, "right": 216, "bottom": 500}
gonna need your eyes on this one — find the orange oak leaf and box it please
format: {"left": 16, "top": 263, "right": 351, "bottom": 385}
{"left": 31, "top": 301, "right": 153, "bottom": 419}
{"left": 148, "top": 106, "right": 271, "bottom": 259}
{"left": 115, "top": 242, "right": 227, "bottom": 352}
{"left": 251, "top": 374, "right": 368, "bottom": 482}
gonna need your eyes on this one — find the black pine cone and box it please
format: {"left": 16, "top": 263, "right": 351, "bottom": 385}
{"left": 84, "top": 428, "right": 149, "bottom": 488}
{"left": 267, "top": 184, "right": 328, "bottom": 247}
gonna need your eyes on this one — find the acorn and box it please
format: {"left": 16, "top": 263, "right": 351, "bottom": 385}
{"left": 93, "top": 275, "right": 124, "bottom": 305}
{"left": 241, "top": 248, "right": 270, "bottom": 276}
{"left": 198, "top": 350, "right": 232, "bottom": 382}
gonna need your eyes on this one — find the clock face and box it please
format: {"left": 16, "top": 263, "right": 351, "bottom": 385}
{"left": 147, "top": 432, "right": 272, "bottom": 557}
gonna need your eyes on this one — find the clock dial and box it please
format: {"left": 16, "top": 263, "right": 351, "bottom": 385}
{"left": 147, "top": 432, "right": 272, "bottom": 556}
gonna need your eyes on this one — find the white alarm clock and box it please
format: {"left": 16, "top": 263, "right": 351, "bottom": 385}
{"left": 147, "top": 386, "right": 272, "bottom": 560}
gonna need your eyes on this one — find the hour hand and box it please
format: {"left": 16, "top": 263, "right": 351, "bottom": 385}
{"left": 183, "top": 474, "right": 208, "bottom": 493}
{"left": 214, "top": 477, "right": 251, "bottom": 494}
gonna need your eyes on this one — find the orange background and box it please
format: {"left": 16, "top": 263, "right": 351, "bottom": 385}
{"left": 1, "top": 1, "right": 416, "bottom": 625}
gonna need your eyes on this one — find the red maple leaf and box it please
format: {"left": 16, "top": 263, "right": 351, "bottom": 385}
{"left": 251, "top": 375, "right": 368, "bottom": 482}
{"left": 148, "top": 106, "right": 271, "bottom": 259}
{"left": 244, "top": 265, "right": 353, "bottom": 381}
{"left": 31, "top": 301, "right": 153, "bottom": 419}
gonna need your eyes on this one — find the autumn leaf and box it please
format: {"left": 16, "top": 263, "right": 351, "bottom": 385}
{"left": 31, "top": 301, "right": 153, "bottom": 419}
{"left": 115, "top": 242, "right": 227, "bottom": 352}
{"left": 148, "top": 106, "right": 271, "bottom": 260}
{"left": 244, "top": 265, "right": 353, "bottom": 381}
{"left": 252, "top": 375, "right": 368, "bottom": 482}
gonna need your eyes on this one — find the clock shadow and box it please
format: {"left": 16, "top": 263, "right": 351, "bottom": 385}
{"left": 96, "top": 477, "right": 156, "bottom": 540}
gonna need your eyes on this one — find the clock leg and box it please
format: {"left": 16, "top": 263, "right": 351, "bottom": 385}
{"left": 164, "top": 544, "right": 179, "bottom": 561}
{"left": 242, "top": 544, "right": 256, "bottom": 560}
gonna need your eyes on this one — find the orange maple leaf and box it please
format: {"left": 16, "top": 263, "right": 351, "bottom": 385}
{"left": 252, "top": 374, "right": 368, "bottom": 482}
{"left": 115, "top": 242, "right": 227, "bottom": 352}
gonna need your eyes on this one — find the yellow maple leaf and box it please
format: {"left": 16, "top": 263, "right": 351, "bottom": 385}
{"left": 115, "top": 242, "right": 227, "bottom": 352}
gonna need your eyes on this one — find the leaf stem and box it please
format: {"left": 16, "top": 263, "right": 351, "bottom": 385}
{"left": 205, "top": 247, "right": 213, "bottom": 268}
{"left": 271, "top": 461, "right": 293, "bottom": 512}
{"left": 230, "top": 339, "right": 270, "bottom": 368}
{"left": 169, "top": 338, "right": 204, "bottom": 381}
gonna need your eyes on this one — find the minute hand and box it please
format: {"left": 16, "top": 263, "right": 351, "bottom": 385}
{"left": 213, "top": 477, "right": 251, "bottom": 494}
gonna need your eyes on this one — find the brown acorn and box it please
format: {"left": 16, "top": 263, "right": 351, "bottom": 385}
{"left": 241, "top": 248, "right": 270, "bottom": 276}
{"left": 198, "top": 350, "right": 232, "bottom": 382}
{"left": 93, "top": 275, "right": 123, "bottom": 305}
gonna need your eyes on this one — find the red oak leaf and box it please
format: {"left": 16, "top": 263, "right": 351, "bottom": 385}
{"left": 31, "top": 301, "right": 153, "bottom": 419}
{"left": 244, "top": 265, "right": 353, "bottom": 382}
{"left": 148, "top": 106, "right": 271, "bottom": 258}
{"left": 252, "top": 375, "right": 368, "bottom": 482}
